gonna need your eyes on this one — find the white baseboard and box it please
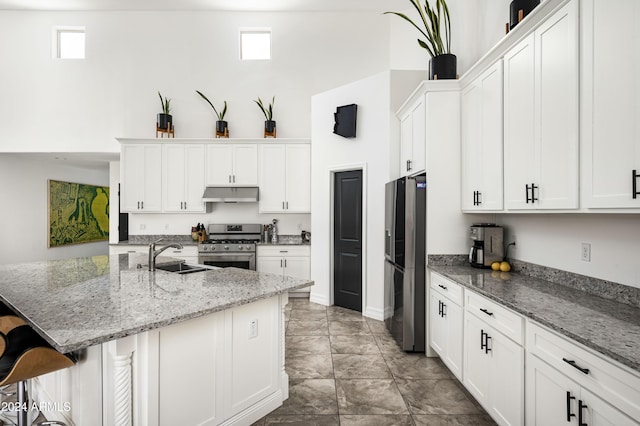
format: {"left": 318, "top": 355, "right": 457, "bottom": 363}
{"left": 363, "top": 306, "right": 384, "bottom": 321}
{"left": 309, "top": 292, "right": 329, "bottom": 306}
{"left": 220, "top": 390, "right": 284, "bottom": 426}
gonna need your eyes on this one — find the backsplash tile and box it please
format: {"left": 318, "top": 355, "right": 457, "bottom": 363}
{"left": 428, "top": 255, "right": 640, "bottom": 309}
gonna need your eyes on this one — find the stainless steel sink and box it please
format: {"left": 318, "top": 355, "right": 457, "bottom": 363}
{"left": 155, "top": 263, "right": 209, "bottom": 274}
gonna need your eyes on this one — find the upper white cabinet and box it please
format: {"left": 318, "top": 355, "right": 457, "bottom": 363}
{"left": 461, "top": 60, "right": 504, "bottom": 211}
{"left": 120, "top": 144, "right": 163, "bottom": 213}
{"left": 581, "top": 0, "right": 640, "bottom": 209}
{"left": 163, "top": 144, "right": 205, "bottom": 212}
{"left": 259, "top": 143, "right": 311, "bottom": 213}
{"left": 399, "top": 95, "right": 426, "bottom": 176}
{"left": 206, "top": 144, "right": 258, "bottom": 186}
{"left": 504, "top": 0, "right": 579, "bottom": 210}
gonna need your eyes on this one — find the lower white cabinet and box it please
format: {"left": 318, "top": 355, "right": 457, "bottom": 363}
{"left": 526, "top": 321, "right": 640, "bottom": 426}
{"left": 429, "top": 273, "right": 463, "bottom": 379}
{"left": 257, "top": 246, "right": 311, "bottom": 294}
{"left": 463, "top": 295, "right": 524, "bottom": 426}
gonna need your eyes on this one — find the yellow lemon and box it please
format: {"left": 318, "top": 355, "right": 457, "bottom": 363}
{"left": 499, "top": 261, "right": 511, "bottom": 272}
{"left": 491, "top": 261, "right": 501, "bottom": 271}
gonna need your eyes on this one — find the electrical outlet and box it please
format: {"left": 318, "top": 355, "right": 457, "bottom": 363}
{"left": 248, "top": 319, "right": 258, "bottom": 339}
{"left": 581, "top": 243, "right": 591, "bottom": 262}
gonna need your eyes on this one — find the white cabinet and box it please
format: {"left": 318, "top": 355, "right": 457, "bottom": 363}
{"left": 463, "top": 291, "right": 524, "bottom": 426}
{"left": 162, "top": 144, "right": 205, "bottom": 213}
{"left": 461, "top": 60, "right": 504, "bottom": 211}
{"left": 257, "top": 246, "right": 311, "bottom": 294}
{"left": 581, "top": 0, "right": 640, "bottom": 209}
{"left": 120, "top": 144, "right": 163, "bottom": 212}
{"left": 399, "top": 95, "right": 426, "bottom": 176}
{"left": 206, "top": 144, "right": 258, "bottom": 186}
{"left": 429, "top": 272, "right": 464, "bottom": 380}
{"left": 258, "top": 144, "right": 310, "bottom": 213}
{"left": 526, "top": 321, "right": 640, "bottom": 425}
{"left": 504, "top": 0, "right": 579, "bottom": 210}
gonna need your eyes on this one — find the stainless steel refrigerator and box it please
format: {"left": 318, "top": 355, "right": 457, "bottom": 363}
{"left": 384, "top": 174, "right": 426, "bottom": 352}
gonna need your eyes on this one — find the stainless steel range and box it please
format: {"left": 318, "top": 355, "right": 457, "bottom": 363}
{"left": 198, "top": 224, "right": 261, "bottom": 270}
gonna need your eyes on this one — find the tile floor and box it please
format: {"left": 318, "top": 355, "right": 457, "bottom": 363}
{"left": 253, "top": 298, "right": 496, "bottom": 426}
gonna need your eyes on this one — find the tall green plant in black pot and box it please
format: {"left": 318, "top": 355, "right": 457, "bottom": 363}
{"left": 255, "top": 96, "right": 276, "bottom": 137}
{"left": 385, "top": 0, "right": 456, "bottom": 80}
{"left": 196, "top": 90, "right": 229, "bottom": 137}
{"left": 157, "top": 91, "right": 172, "bottom": 130}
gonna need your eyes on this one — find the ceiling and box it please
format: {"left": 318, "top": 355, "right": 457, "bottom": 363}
{"left": 0, "top": 0, "right": 401, "bottom": 12}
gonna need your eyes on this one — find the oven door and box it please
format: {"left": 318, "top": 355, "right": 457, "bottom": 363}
{"left": 198, "top": 252, "right": 256, "bottom": 270}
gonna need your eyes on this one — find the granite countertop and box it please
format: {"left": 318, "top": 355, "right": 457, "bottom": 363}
{"left": 0, "top": 255, "right": 313, "bottom": 353}
{"left": 429, "top": 264, "right": 640, "bottom": 374}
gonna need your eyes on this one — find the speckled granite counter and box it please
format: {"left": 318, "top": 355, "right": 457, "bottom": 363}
{"left": 0, "top": 254, "right": 313, "bottom": 353}
{"left": 429, "top": 264, "right": 640, "bottom": 373}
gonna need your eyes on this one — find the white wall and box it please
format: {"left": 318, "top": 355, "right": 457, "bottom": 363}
{"left": 389, "top": 0, "right": 512, "bottom": 76}
{"left": 310, "top": 70, "right": 424, "bottom": 317}
{"left": 0, "top": 155, "right": 110, "bottom": 264}
{"left": 0, "top": 10, "right": 391, "bottom": 153}
{"left": 497, "top": 214, "right": 640, "bottom": 289}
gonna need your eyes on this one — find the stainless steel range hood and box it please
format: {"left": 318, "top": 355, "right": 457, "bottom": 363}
{"left": 202, "top": 186, "right": 259, "bottom": 203}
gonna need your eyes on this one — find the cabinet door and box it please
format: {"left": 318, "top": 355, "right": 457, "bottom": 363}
{"left": 504, "top": 33, "right": 536, "bottom": 210}
{"left": 258, "top": 145, "right": 286, "bottom": 213}
{"left": 582, "top": 0, "right": 640, "bottom": 208}
{"left": 142, "top": 145, "right": 162, "bottom": 212}
{"left": 462, "top": 61, "right": 504, "bottom": 211}
{"left": 163, "top": 144, "right": 187, "bottom": 212}
{"left": 581, "top": 388, "right": 639, "bottom": 426}
{"left": 400, "top": 112, "right": 413, "bottom": 176}
{"left": 463, "top": 313, "right": 491, "bottom": 407}
{"left": 206, "top": 144, "right": 234, "bottom": 185}
{"left": 461, "top": 80, "right": 483, "bottom": 211}
{"left": 535, "top": 0, "right": 579, "bottom": 209}
{"left": 411, "top": 98, "right": 426, "bottom": 174}
{"left": 285, "top": 144, "right": 311, "bottom": 212}
{"left": 526, "top": 354, "right": 580, "bottom": 426}
{"left": 121, "top": 144, "right": 144, "bottom": 212}
{"left": 283, "top": 256, "right": 310, "bottom": 281}
{"left": 257, "top": 257, "right": 284, "bottom": 277}
{"left": 233, "top": 145, "right": 258, "bottom": 185}
{"left": 429, "top": 293, "right": 447, "bottom": 357}
{"left": 489, "top": 329, "right": 524, "bottom": 426}
{"left": 443, "top": 300, "right": 463, "bottom": 380}
{"left": 183, "top": 145, "right": 205, "bottom": 212}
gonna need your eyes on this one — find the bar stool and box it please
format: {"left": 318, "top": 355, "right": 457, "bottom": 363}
{"left": 0, "top": 309, "right": 75, "bottom": 426}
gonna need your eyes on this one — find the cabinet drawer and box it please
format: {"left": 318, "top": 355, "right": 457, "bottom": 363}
{"left": 527, "top": 320, "right": 640, "bottom": 421}
{"left": 257, "top": 246, "right": 310, "bottom": 257}
{"left": 430, "top": 272, "right": 463, "bottom": 306}
{"left": 466, "top": 290, "right": 523, "bottom": 344}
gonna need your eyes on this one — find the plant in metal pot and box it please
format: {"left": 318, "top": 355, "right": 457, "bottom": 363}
{"left": 384, "top": 0, "right": 456, "bottom": 80}
{"left": 196, "top": 90, "right": 229, "bottom": 137}
{"left": 157, "top": 91, "right": 172, "bottom": 130}
{"left": 254, "top": 96, "right": 276, "bottom": 136}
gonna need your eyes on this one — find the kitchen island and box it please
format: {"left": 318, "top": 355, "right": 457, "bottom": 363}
{"left": 0, "top": 254, "right": 312, "bottom": 425}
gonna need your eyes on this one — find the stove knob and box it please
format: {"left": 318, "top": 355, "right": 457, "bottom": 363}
{"left": 224, "top": 246, "right": 229, "bottom": 251}
{"left": 211, "top": 246, "right": 216, "bottom": 251}
{"left": 202, "top": 246, "right": 208, "bottom": 251}
{"left": 246, "top": 245, "right": 251, "bottom": 250}
{"left": 238, "top": 246, "right": 244, "bottom": 250}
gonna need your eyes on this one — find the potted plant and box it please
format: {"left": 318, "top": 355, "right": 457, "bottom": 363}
{"left": 254, "top": 96, "right": 276, "bottom": 136}
{"left": 157, "top": 91, "right": 172, "bottom": 131}
{"left": 196, "top": 90, "right": 229, "bottom": 137}
{"left": 385, "top": 0, "right": 456, "bottom": 80}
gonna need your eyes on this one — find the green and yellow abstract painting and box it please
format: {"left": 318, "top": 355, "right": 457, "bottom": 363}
{"left": 48, "top": 180, "right": 110, "bottom": 247}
